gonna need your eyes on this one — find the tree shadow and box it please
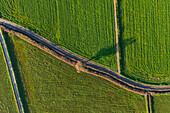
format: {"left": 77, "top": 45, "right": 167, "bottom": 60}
{"left": 89, "top": 38, "right": 136, "bottom": 61}
{"left": 89, "top": 45, "right": 116, "bottom": 60}
{"left": 88, "top": 0, "right": 136, "bottom": 63}
{"left": 3, "top": 31, "right": 30, "bottom": 113}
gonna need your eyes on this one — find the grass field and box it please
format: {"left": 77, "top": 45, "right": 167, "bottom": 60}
{"left": 152, "top": 94, "right": 170, "bottom": 113}
{"left": 4, "top": 32, "right": 146, "bottom": 113}
{"left": 119, "top": 0, "right": 170, "bottom": 84}
{"left": 0, "top": 40, "right": 19, "bottom": 112}
{"left": 0, "top": 0, "right": 117, "bottom": 70}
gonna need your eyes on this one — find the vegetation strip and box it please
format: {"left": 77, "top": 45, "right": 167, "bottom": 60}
{"left": 113, "top": 0, "right": 120, "bottom": 73}
{"left": 0, "top": 19, "right": 170, "bottom": 95}
{"left": 0, "top": 29, "right": 24, "bottom": 113}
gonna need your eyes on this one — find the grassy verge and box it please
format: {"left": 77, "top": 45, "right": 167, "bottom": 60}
{"left": 0, "top": 37, "right": 19, "bottom": 113}
{"left": 118, "top": 0, "right": 169, "bottom": 84}
{"left": 0, "top": 0, "right": 117, "bottom": 71}
{"left": 145, "top": 95, "right": 149, "bottom": 113}
{"left": 5, "top": 32, "right": 146, "bottom": 112}
{"left": 151, "top": 94, "right": 170, "bottom": 113}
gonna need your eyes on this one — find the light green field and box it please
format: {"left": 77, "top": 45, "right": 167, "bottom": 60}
{"left": 4, "top": 33, "right": 146, "bottom": 113}
{"left": 119, "top": 0, "right": 170, "bottom": 84}
{"left": 0, "top": 0, "right": 117, "bottom": 71}
{"left": 0, "top": 40, "right": 19, "bottom": 112}
{"left": 152, "top": 94, "right": 170, "bottom": 113}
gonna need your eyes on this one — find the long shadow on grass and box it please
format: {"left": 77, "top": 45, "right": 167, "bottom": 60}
{"left": 118, "top": 0, "right": 138, "bottom": 82}
{"left": 151, "top": 96, "right": 155, "bottom": 113}
{"left": 89, "top": 45, "right": 116, "bottom": 60}
{"left": 89, "top": 38, "right": 136, "bottom": 61}
{"left": 118, "top": 0, "right": 125, "bottom": 75}
{"left": 89, "top": 0, "right": 136, "bottom": 62}
{"left": 3, "top": 31, "right": 30, "bottom": 113}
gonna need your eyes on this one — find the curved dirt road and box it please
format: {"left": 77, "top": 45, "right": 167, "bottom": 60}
{"left": 0, "top": 19, "right": 170, "bottom": 95}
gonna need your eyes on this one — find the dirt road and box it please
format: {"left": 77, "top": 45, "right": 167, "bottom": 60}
{"left": 113, "top": 0, "right": 120, "bottom": 73}
{"left": 0, "top": 19, "right": 170, "bottom": 95}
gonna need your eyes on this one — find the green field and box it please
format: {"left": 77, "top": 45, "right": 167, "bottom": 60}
{"left": 152, "top": 94, "right": 170, "bottom": 113}
{"left": 4, "top": 32, "right": 146, "bottom": 113}
{"left": 0, "top": 40, "right": 19, "bottom": 112}
{"left": 0, "top": 0, "right": 117, "bottom": 70}
{"left": 119, "top": 0, "right": 170, "bottom": 84}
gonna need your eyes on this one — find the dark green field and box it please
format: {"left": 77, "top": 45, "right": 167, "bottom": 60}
{"left": 152, "top": 94, "right": 170, "bottom": 113}
{"left": 0, "top": 0, "right": 117, "bottom": 70}
{"left": 4, "top": 33, "right": 146, "bottom": 113}
{"left": 0, "top": 41, "right": 19, "bottom": 113}
{"left": 119, "top": 0, "right": 169, "bottom": 84}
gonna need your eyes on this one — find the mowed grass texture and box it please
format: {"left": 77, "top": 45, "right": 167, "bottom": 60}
{"left": 0, "top": 0, "right": 117, "bottom": 70}
{"left": 5, "top": 34, "right": 146, "bottom": 113}
{"left": 0, "top": 42, "right": 19, "bottom": 112}
{"left": 119, "top": 0, "right": 170, "bottom": 84}
{"left": 152, "top": 94, "right": 170, "bottom": 113}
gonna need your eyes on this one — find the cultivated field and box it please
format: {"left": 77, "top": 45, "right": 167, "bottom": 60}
{"left": 0, "top": 41, "right": 19, "bottom": 113}
{"left": 5, "top": 33, "right": 146, "bottom": 113}
{"left": 119, "top": 0, "right": 169, "bottom": 84}
{"left": 152, "top": 94, "right": 170, "bottom": 113}
{"left": 0, "top": 0, "right": 59, "bottom": 43}
{"left": 0, "top": 0, "right": 117, "bottom": 70}
{"left": 57, "top": 0, "right": 117, "bottom": 69}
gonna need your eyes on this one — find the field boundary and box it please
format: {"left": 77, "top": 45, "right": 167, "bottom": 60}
{"left": 0, "top": 19, "right": 170, "bottom": 96}
{"left": 113, "top": 0, "right": 120, "bottom": 73}
{"left": 0, "top": 29, "right": 24, "bottom": 113}
{"left": 145, "top": 93, "right": 152, "bottom": 113}
{"left": 0, "top": 38, "right": 20, "bottom": 113}
{"left": 147, "top": 93, "right": 152, "bottom": 113}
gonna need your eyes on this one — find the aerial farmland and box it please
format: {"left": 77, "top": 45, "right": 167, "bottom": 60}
{"left": 0, "top": 0, "right": 169, "bottom": 113}
{"left": 119, "top": 0, "right": 169, "bottom": 84}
